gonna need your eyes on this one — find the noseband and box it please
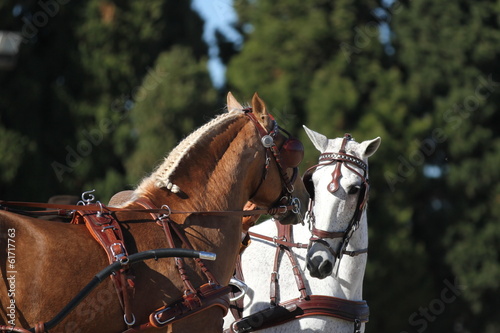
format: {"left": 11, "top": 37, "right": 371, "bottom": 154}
{"left": 303, "top": 133, "right": 369, "bottom": 265}
{"left": 244, "top": 108, "right": 304, "bottom": 219}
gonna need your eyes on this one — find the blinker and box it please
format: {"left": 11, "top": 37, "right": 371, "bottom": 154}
{"left": 279, "top": 138, "right": 304, "bottom": 168}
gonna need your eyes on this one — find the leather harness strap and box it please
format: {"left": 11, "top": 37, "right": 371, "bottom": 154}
{"left": 270, "top": 221, "right": 308, "bottom": 305}
{"left": 278, "top": 295, "right": 369, "bottom": 324}
{"left": 226, "top": 222, "right": 369, "bottom": 333}
{"left": 310, "top": 226, "right": 345, "bottom": 239}
{"left": 247, "top": 231, "right": 308, "bottom": 250}
{"left": 120, "top": 197, "right": 231, "bottom": 332}
{"left": 229, "top": 295, "right": 369, "bottom": 332}
{"left": 243, "top": 109, "right": 299, "bottom": 207}
{"left": 327, "top": 133, "right": 351, "bottom": 193}
{"left": 71, "top": 209, "right": 136, "bottom": 326}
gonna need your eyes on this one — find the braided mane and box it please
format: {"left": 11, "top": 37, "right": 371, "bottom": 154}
{"left": 135, "top": 109, "right": 244, "bottom": 196}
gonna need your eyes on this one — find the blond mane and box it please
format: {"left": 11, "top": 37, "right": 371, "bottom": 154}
{"left": 134, "top": 108, "right": 244, "bottom": 196}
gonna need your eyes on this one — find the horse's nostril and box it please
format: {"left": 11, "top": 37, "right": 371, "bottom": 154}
{"left": 307, "top": 256, "right": 322, "bottom": 269}
{"left": 306, "top": 256, "right": 324, "bottom": 278}
{"left": 319, "top": 260, "right": 333, "bottom": 277}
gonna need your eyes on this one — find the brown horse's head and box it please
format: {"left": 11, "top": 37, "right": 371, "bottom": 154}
{"left": 228, "top": 92, "right": 309, "bottom": 225}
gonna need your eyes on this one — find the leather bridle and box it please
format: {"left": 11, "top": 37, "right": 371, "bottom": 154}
{"left": 243, "top": 108, "right": 304, "bottom": 220}
{"left": 303, "top": 133, "right": 369, "bottom": 265}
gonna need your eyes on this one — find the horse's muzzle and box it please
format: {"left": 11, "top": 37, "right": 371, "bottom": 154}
{"left": 306, "top": 243, "right": 335, "bottom": 279}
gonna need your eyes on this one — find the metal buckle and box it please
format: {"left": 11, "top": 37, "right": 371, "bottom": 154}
{"left": 110, "top": 242, "right": 126, "bottom": 260}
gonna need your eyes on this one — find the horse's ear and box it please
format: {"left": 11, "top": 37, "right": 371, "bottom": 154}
{"left": 252, "top": 92, "right": 273, "bottom": 130}
{"left": 303, "top": 125, "right": 329, "bottom": 153}
{"left": 227, "top": 91, "right": 243, "bottom": 112}
{"left": 359, "top": 137, "right": 381, "bottom": 159}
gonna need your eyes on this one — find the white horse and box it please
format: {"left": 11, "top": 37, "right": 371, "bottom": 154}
{"left": 223, "top": 126, "right": 381, "bottom": 333}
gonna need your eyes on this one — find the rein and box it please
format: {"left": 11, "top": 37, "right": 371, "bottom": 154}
{"left": 0, "top": 200, "right": 298, "bottom": 219}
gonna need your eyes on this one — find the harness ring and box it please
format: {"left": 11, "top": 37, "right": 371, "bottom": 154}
{"left": 124, "top": 313, "right": 136, "bottom": 326}
{"left": 158, "top": 204, "right": 172, "bottom": 221}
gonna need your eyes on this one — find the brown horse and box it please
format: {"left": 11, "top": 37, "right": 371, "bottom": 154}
{"left": 0, "top": 93, "right": 309, "bottom": 333}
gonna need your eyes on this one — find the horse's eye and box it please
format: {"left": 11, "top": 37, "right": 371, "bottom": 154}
{"left": 348, "top": 185, "right": 360, "bottom": 195}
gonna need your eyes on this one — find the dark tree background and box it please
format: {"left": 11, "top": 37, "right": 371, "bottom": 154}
{"left": 1, "top": 1, "right": 499, "bottom": 332}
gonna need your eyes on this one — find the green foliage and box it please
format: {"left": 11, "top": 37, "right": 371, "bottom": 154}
{"left": 0, "top": 0, "right": 209, "bottom": 201}
{"left": 0, "top": 125, "right": 32, "bottom": 183}
{"left": 124, "top": 46, "right": 217, "bottom": 184}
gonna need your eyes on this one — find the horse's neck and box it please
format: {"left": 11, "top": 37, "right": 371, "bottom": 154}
{"left": 292, "top": 215, "right": 368, "bottom": 301}
{"left": 134, "top": 130, "right": 257, "bottom": 212}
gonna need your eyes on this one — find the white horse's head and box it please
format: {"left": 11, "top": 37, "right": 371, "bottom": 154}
{"left": 303, "top": 126, "right": 381, "bottom": 279}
